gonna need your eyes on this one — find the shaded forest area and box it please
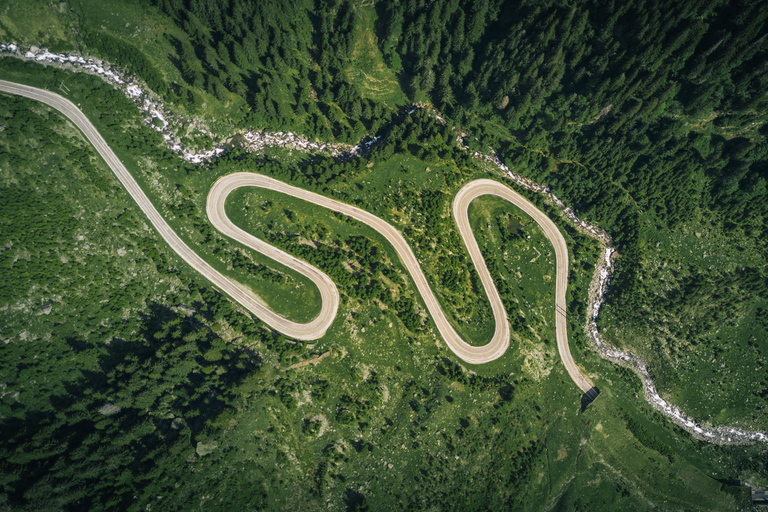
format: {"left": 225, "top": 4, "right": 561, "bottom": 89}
{"left": 138, "top": 0, "right": 395, "bottom": 141}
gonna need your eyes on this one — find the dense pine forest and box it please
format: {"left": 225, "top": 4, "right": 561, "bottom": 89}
{"left": 375, "top": 0, "right": 768, "bottom": 298}
{"left": 1, "top": 0, "right": 767, "bottom": 510}
{"left": 146, "top": 0, "right": 395, "bottom": 141}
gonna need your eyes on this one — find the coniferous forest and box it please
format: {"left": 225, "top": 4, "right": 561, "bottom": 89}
{"left": 1, "top": 0, "right": 767, "bottom": 510}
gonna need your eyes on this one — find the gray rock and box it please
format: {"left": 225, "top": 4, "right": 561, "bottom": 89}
{"left": 195, "top": 440, "right": 218, "bottom": 456}
{"left": 98, "top": 403, "right": 121, "bottom": 416}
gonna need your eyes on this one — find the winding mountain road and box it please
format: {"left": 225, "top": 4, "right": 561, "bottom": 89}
{"left": 1, "top": 79, "right": 593, "bottom": 393}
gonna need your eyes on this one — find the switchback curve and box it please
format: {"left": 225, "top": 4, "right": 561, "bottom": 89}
{"left": 208, "top": 173, "right": 593, "bottom": 392}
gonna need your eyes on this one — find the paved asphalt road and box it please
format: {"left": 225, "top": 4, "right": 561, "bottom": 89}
{"left": 1, "top": 79, "right": 592, "bottom": 392}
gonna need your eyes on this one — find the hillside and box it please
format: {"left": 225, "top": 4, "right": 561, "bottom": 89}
{"left": 1, "top": 0, "right": 767, "bottom": 510}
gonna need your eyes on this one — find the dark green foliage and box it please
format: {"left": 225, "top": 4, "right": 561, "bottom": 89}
{"left": 144, "top": 0, "right": 393, "bottom": 141}
{"left": 369, "top": 109, "right": 459, "bottom": 163}
{"left": 275, "top": 376, "right": 299, "bottom": 409}
{"left": 0, "top": 300, "right": 262, "bottom": 509}
{"left": 378, "top": 0, "right": 768, "bottom": 134}
{"left": 624, "top": 414, "right": 676, "bottom": 462}
{"left": 231, "top": 249, "right": 285, "bottom": 284}
{"left": 393, "top": 295, "right": 423, "bottom": 332}
{"left": 436, "top": 357, "right": 470, "bottom": 385}
{"left": 614, "top": 366, "right": 643, "bottom": 395}
{"left": 83, "top": 31, "right": 169, "bottom": 95}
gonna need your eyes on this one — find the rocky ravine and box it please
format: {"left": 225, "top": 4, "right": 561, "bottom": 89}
{"left": 2, "top": 42, "right": 765, "bottom": 444}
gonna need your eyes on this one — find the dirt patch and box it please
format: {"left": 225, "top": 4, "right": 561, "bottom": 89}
{"left": 281, "top": 350, "right": 331, "bottom": 371}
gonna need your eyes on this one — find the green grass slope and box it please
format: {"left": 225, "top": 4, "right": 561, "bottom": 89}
{"left": 1, "top": 59, "right": 766, "bottom": 510}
